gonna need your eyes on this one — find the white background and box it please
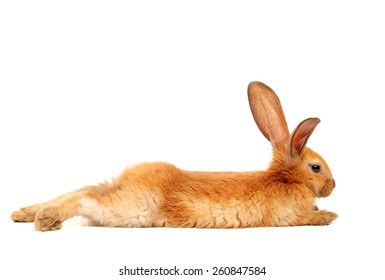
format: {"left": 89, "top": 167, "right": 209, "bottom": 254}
{"left": 1, "top": 1, "right": 384, "bottom": 279}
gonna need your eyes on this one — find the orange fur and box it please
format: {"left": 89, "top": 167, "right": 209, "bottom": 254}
{"left": 11, "top": 82, "right": 337, "bottom": 231}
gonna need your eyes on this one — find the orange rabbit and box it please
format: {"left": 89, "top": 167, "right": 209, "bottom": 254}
{"left": 11, "top": 82, "right": 337, "bottom": 231}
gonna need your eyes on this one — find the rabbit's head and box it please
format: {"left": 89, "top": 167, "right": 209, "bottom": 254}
{"left": 248, "top": 82, "right": 335, "bottom": 198}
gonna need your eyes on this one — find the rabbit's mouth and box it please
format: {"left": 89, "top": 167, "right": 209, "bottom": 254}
{"left": 319, "top": 178, "right": 335, "bottom": 197}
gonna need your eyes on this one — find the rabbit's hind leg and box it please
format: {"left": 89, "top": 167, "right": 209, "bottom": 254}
{"left": 11, "top": 187, "right": 90, "bottom": 225}
{"left": 11, "top": 203, "right": 44, "bottom": 223}
{"left": 33, "top": 188, "right": 92, "bottom": 231}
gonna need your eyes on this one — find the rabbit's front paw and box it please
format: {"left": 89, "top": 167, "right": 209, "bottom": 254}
{"left": 307, "top": 210, "right": 338, "bottom": 226}
{"left": 35, "top": 207, "right": 62, "bottom": 231}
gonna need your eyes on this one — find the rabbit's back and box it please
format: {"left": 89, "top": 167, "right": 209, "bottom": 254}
{"left": 82, "top": 162, "right": 263, "bottom": 228}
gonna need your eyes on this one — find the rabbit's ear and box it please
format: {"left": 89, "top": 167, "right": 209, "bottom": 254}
{"left": 248, "top": 82, "right": 290, "bottom": 150}
{"left": 289, "top": 118, "right": 320, "bottom": 157}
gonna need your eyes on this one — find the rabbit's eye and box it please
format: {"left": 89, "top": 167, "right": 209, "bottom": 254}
{"left": 311, "top": 165, "right": 321, "bottom": 173}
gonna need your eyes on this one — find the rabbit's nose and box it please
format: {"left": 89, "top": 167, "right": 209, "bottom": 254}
{"left": 332, "top": 179, "right": 336, "bottom": 188}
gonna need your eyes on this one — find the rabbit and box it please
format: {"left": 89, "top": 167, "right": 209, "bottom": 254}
{"left": 11, "top": 81, "right": 337, "bottom": 231}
